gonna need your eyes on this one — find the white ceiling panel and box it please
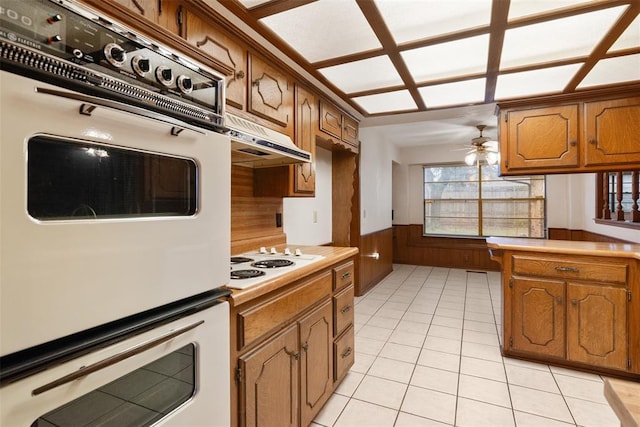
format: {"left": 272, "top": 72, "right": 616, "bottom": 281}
{"left": 259, "top": 1, "right": 381, "bottom": 63}
{"left": 318, "top": 55, "right": 403, "bottom": 94}
{"left": 609, "top": 14, "right": 640, "bottom": 52}
{"left": 419, "top": 78, "right": 487, "bottom": 108}
{"left": 353, "top": 90, "right": 417, "bottom": 114}
{"left": 578, "top": 54, "right": 640, "bottom": 88}
{"left": 235, "top": 0, "right": 271, "bottom": 9}
{"left": 374, "top": 0, "right": 492, "bottom": 44}
{"left": 401, "top": 34, "right": 490, "bottom": 82}
{"left": 501, "top": 6, "right": 628, "bottom": 69}
{"left": 495, "top": 64, "right": 584, "bottom": 99}
{"left": 507, "top": 0, "right": 595, "bottom": 20}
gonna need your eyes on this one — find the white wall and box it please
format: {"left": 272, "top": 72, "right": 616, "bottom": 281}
{"left": 390, "top": 144, "right": 640, "bottom": 243}
{"left": 359, "top": 127, "right": 400, "bottom": 235}
{"left": 283, "top": 147, "right": 333, "bottom": 245}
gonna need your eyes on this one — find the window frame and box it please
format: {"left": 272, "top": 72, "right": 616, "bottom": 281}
{"left": 423, "top": 162, "right": 546, "bottom": 238}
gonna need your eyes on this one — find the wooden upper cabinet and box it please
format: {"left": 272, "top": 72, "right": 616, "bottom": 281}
{"left": 248, "top": 53, "right": 293, "bottom": 130}
{"left": 584, "top": 97, "right": 640, "bottom": 167}
{"left": 500, "top": 105, "right": 579, "bottom": 172}
{"left": 183, "top": 9, "right": 246, "bottom": 110}
{"left": 112, "top": 0, "right": 158, "bottom": 22}
{"left": 319, "top": 100, "right": 359, "bottom": 152}
{"left": 294, "top": 85, "right": 317, "bottom": 194}
{"left": 498, "top": 92, "right": 640, "bottom": 175}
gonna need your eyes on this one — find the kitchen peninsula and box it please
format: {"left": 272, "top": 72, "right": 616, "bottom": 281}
{"left": 487, "top": 237, "right": 640, "bottom": 380}
{"left": 226, "top": 245, "right": 358, "bottom": 427}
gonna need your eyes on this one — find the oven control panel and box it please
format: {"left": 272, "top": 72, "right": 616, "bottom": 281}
{"left": 0, "top": 0, "right": 225, "bottom": 131}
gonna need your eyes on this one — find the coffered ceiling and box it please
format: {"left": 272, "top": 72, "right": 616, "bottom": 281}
{"left": 219, "top": 0, "right": 639, "bottom": 115}
{"left": 214, "top": 0, "right": 639, "bottom": 147}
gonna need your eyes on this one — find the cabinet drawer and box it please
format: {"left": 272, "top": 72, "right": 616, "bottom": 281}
{"left": 333, "top": 261, "right": 354, "bottom": 291}
{"left": 238, "top": 271, "right": 332, "bottom": 349}
{"left": 512, "top": 255, "right": 628, "bottom": 284}
{"left": 334, "top": 284, "right": 354, "bottom": 336}
{"left": 334, "top": 325, "right": 354, "bottom": 383}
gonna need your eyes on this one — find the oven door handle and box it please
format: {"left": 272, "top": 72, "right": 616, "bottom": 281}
{"left": 31, "top": 320, "right": 204, "bottom": 396}
{"left": 34, "top": 87, "right": 206, "bottom": 136}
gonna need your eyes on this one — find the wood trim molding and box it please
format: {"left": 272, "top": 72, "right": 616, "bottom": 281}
{"left": 547, "top": 227, "right": 635, "bottom": 243}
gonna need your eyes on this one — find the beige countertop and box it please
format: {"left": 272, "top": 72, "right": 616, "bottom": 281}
{"left": 226, "top": 245, "right": 359, "bottom": 306}
{"left": 486, "top": 237, "right": 640, "bottom": 260}
{"left": 604, "top": 378, "right": 640, "bottom": 427}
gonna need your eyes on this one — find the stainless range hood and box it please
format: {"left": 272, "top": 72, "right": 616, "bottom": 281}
{"left": 226, "top": 113, "right": 311, "bottom": 168}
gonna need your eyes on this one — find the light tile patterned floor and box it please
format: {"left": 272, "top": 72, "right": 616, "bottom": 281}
{"left": 312, "top": 264, "right": 619, "bottom": 427}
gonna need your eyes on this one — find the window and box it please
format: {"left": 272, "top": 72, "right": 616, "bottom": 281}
{"left": 423, "top": 164, "right": 545, "bottom": 237}
{"left": 595, "top": 170, "right": 640, "bottom": 229}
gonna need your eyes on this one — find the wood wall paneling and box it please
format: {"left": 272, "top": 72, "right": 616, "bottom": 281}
{"left": 392, "top": 225, "right": 501, "bottom": 271}
{"left": 358, "top": 228, "right": 393, "bottom": 296}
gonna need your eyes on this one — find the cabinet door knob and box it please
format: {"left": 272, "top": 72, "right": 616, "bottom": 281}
{"left": 341, "top": 305, "right": 352, "bottom": 314}
{"left": 570, "top": 140, "right": 577, "bottom": 146}
{"left": 301, "top": 342, "right": 309, "bottom": 352}
{"left": 589, "top": 138, "right": 597, "bottom": 144}
{"left": 235, "top": 70, "right": 245, "bottom": 79}
{"left": 556, "top": 297, "right": 563, "bottom": 304}
{"left": 571, "top": 299, "right": 578, "bottom": 306}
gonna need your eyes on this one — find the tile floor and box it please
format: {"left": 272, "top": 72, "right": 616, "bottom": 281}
{"left": 312, "top": 264, "right": 619, "bottom": 427}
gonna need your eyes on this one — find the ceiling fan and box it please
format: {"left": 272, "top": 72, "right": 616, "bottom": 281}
{"left": 464, "top": 124, "right": 499, "bottom": 166}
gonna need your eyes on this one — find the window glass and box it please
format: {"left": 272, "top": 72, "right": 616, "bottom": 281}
{"left": 28, "top": 136, "right": 197, "bottom": 220}
{"left": 424, "top": 164, "right": 545, "bottom": 237}
{"left": 32, "top": 344, "right": 196, "bottom": 427}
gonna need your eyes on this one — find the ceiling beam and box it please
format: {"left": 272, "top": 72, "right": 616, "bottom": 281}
{"left": 485, "top": 0, "right": 510, "bottom": 103}
{"left": 247, "top": 0, "right": 317, "bottom": 20}
{"left": 356, "top": 0, "right": 426, "bottom": 110}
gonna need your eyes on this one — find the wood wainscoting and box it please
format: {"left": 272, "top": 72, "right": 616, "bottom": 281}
{"left": 393, "top": 225, "right": 501, "bottom": 271}
{"left": 548, "top": 228, "right": 635, "bottom": 243}
{"left": 358, "top": 228, "right": 394, "bottom": 296}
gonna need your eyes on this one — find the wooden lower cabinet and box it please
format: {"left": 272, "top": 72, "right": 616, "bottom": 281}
{"left": 240, "top": 323, "right": 299, "bottom": 427}
{"left": 566, "top": 283, "right": 627, "bottom": 370}
{"left": 511, "top": 277, "right": 565, "bottom": 359}
{"left": 232, "top": 258, "right": 355, "bottom": 426}
{"left": 299, "top": 300, "right": 333, "bottom": 427}
{"left": 499, "top": 249, "right": 636, "bottom": 378}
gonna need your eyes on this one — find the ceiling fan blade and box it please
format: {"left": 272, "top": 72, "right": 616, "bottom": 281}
{"left": 482, "top": 140, "right": 499, "bottom": 149}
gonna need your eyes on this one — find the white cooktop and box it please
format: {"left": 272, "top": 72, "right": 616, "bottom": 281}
{"left": 227, "top": 248, "right": 324, "bottom": 290}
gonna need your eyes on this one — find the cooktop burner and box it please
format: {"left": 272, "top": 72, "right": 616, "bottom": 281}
{"left": 231, "top": 269, "right": 266, "bottom": 279}
{"left": 252, "top": 259, "right": 295, "bottom": 269}
{"left": 230, "top": 256, "right": 254, "bottom": 264}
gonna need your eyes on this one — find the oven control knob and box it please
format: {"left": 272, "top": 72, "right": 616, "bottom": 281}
{"left": 131, "top": 56, "right": 150, "bottom": 77}
{"left": 47, "top": 14, "right": 63, "bottom": 24}
{"left": 176, "top": 75, "right": 193, "bottom": 94}
{"left": 294, "top": 248, "right": 303, "bottom": 256}
{"left": 270, "top": 247, "right": 277, "bottom": 255}
{"left": 284, "top": 248, "right": 292, "bottom": 256}
{"left": 104, "top": 43, "right": 126, "bottom": 67}
{"left": 46, "top": 34, "right": 62, "bottom": 44}
{"left": 155, "top": 65, "right": 174, "bottom": 87}
{"left": 259, "top": 247, "right": 267, "bottom": 254}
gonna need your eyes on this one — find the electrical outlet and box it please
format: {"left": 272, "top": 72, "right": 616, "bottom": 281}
{"left": 313, "top": 210, "right": 318, "bottom": 224}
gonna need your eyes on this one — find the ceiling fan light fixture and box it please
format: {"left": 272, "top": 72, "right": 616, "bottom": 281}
{"left": 465, "top": 152, "right": 477, "bottom": 166}
{"left": 486, "top": 151, "right": 499, "bottom": 165}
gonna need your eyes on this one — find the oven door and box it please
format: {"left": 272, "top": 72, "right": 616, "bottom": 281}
{"left": 0, "top": 293, "right": 230, "bottom": 427}
{"left": 0, "top": 71, "right": 230, "bottom": 355}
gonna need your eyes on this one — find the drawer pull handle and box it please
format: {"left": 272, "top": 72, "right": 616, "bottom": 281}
{"left": 341, "top": 305, "right": 352, "bottom": 314}
{"left": 341, "top": 347, "right": 352, "bottom": 358}
{"left": 341, "top": 272, "right": 351, "bottom": 280}
{"left": 555, "top": 266, "right": 579, "bottom": 273}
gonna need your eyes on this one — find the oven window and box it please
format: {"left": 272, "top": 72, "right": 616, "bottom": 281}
{"left": 32, "top": 344, "right": 196, "bottom": 427}
{"left": 27, "top": 136, "right": 197, "bottom": 220}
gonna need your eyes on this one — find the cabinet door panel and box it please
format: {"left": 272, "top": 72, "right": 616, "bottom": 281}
{"left": 299, "top": 300, "right": 333, "bottom": 427}
{"left": 567, "top": 283, "right": 627, "bottom": 370}
{"left": 505, "top": 105, "right": 579, "bottom": 170}
{"left": 183, "top": 10, "right": 246, "bottom": 109}
{"left": 584, "top": 97, "right": 640, "bottom": 166}
{"left": 113, "top": 0, "right": 158, "bottom": 21}
{"left": 342, "top": 114, "right": 359, "bottom": 147}
{"left": 511, "top": 277, "right": 565, "bottom": 358}
{"left": 319, "top": 100, "right": 343, "bottom": 140}
{"left": 240, "top": 324, "right": 299, "bottom": 427}
{"left": 248, "top": 54, "right": 292, "bottom": 128}
{"left": 294, "top": 85, "right": 316, "bottom": 194}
